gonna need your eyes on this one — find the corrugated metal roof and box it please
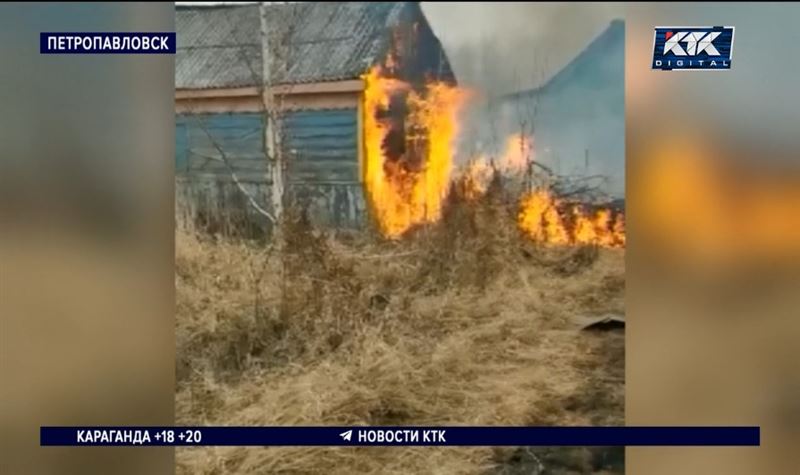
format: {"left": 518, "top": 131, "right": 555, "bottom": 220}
{"left": 176, "top": 2, "right": 411, "bottom": 89}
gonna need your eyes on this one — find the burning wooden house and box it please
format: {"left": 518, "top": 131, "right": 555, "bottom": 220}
{"left": 175, "top": 2, "right": 456, "bottom": 231}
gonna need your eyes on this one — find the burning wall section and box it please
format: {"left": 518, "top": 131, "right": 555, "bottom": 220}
{"left": 362, "top": 65, "right": 467, "bottom": 238}
{"left": 362, "top": 64, "right": 625, "bottom": 248}
{"left": 360, "top": 21, "right": 624, "bottom": 247}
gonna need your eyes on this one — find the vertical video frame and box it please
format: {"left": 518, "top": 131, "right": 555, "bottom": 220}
{"left": 174, "top": 3, "right": 625, "bottom": 473}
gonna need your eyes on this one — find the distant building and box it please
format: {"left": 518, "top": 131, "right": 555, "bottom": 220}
{"left": 175, "top": 2, "right": 454, "bottom": 228}
{"left": 492, "top": 19, "right": 625, "bottom": 198}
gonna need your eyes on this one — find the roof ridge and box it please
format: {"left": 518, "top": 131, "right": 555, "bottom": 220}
{"left": 498, "top": 19, "right": 624, "bottom": 101}
{"left": 539, "top": 19, "right": 624, "bottom": 90}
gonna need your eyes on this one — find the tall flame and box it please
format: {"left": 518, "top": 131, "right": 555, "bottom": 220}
{"left": 362, "top": 67, "right": 467, "bottom": 238}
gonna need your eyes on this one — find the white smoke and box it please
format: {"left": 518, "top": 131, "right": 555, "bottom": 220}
{"left": 422, "top": 2, "right": 625, "bottom": 96}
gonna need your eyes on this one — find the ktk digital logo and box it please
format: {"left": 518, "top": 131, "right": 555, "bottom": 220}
{"left": 652, "top": 26, "right": 735, "bottom": 71}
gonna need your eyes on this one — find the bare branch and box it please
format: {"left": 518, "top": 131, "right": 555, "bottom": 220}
{"left": 196, "top": 121, "right": 276, "bottom": 223}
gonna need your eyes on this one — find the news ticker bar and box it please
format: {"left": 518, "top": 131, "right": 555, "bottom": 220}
{"left": 40, "top": 33, "right": 176, "bottom": 54}
{"left": 40, "top": 426, "right": 760, "bottom": 447}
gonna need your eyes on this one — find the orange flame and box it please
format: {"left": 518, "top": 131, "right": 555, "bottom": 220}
{"left": 362, "top": 66, "right": 468, "bottom": 238}
{"left": 459, "top": 133, "right": 534, "bottom": 199}
{"left": 497, "top": 133, "right": 533, "bottom": 175}
{"left": 612, "top": 213, "right": 626, "bottom": 247}
{"left": 518, "top": 189, "right": 571, "bottom": 245}
{"left": 518, "top": 189, "right": 625, "bottom": 248}
{"left": 362, "top": 64, "right": 624, "bottom": 247}
{"left": 462, "top": 159, "right": 495, "bottom": 200}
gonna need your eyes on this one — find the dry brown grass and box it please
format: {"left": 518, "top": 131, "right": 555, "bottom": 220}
{"left": 175, "top": 195, "right": 625, "bottom": 475}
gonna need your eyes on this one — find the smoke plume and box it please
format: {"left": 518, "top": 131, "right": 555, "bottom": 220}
{"left": 422, "top": 2, "right": 625, "bottom": 96}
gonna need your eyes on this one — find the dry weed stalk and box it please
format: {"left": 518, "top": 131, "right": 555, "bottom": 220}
{"left": 175, "top": 182, "right": 625, "bottom": 473}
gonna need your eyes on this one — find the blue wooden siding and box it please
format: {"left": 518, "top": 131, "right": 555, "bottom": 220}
{"left": 283, "top": 108, "right": 365, "bottom": 226}
{"left": 175, "top": 110, "right": 360, "bottom": 182}
{"left": 176, "top": 113, "right": 267, "bottom": 182}
{"left": 283, "top": 109, "right": 359, "bottom": 184}
{"left": 176, "top": 108, "right": 365, "bottom": 227}
{"left": 175, "top": 122, "right": 188, "bottom": 173}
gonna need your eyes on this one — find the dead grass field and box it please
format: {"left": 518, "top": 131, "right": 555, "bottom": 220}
{"left": 175, "top": 196, "right": 625, "bottom": 474}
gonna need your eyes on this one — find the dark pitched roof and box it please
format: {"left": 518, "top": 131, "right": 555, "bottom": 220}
{"left": 499, "top": 19, "right": 625, "bottom": 102}
{"left": 176, "top": 2, "right": 412, "bottom": 89}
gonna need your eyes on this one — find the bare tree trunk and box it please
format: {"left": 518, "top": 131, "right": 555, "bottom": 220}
{"left": 259, "top": 2, "right": 284, "bottom": 229}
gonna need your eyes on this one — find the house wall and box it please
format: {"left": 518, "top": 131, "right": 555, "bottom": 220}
{"left": 174, "top": 81, "right": 363, "bottom": 114}
{"left": 175, "top": 85, "right": 365, "bottom": 229}
{"left": 490, "top": 22, "right": 625, "bottom": 199}
{"left": 283, "top": 109, "right": 365, "bottom": 227}
{"left": 495, "top": 79, "right": 625, "bottom": 198}
{"left": 175, "top": 94, "right": 360, "bottom": 115}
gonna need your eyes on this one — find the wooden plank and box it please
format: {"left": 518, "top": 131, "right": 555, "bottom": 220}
{"left": 357, "top": 93, "right": 364, "bottom": 183}
{"left": 176, "top": 96, "right": 263, "bottom": 114}
{"left": 289, "top": 162, "right": 358, "bottom": 174}
{"left": 188, "top": 156, "right": 269, "bottom": 173}
{"left": 175, "top": 79, "right": 364, "bottom": 100}
{"left": 286, "top": 140, "right": 358, "bottom": 153}
{"left": 271, "top": 79, "right": 364, "bottom": 95}
{"left": 185, "top": 171, "right": 272, "bottom": 184}
{"left": 176, "top": 87, "right": 259, "bottom": 99}
{"left": 288, "top": 171, "right": 359, "bottom": 183}
{"left": 176, "top": 123, "right": 189, "bottom": 174}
